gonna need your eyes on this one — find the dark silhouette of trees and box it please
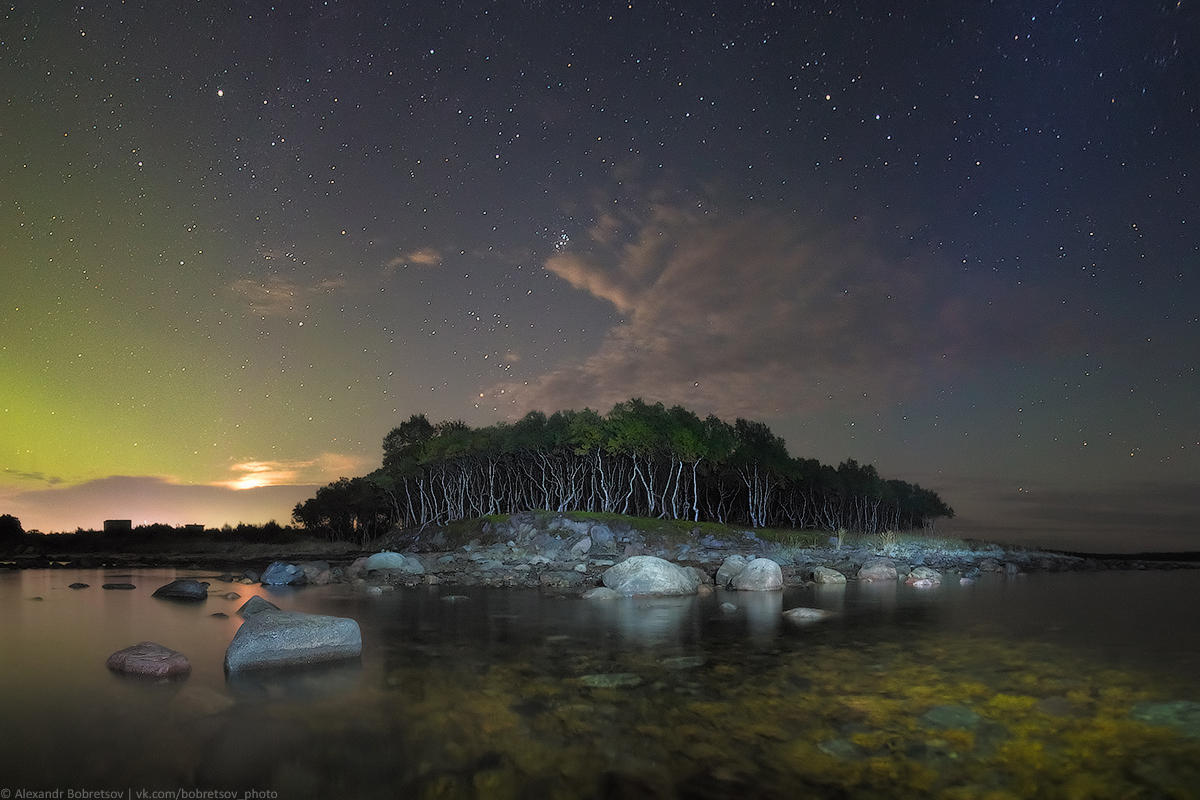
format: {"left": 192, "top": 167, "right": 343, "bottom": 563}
{"left": 1, "top": 513, "right": 25, "bottom": 543}
{"left": 293, "top": 400, "right": 954, "bottom": 540}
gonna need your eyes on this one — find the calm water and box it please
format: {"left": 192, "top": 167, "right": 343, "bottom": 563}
{"left": 2, "top": 567, "right": 1199, "bottom": 798}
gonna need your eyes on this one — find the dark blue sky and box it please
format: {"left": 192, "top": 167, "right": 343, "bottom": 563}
{"left": 2, "top": 1, "right": 1197, "bottom": 550}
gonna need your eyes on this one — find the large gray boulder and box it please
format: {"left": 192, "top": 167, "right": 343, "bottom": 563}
{"left": 260, "top": 562, "right": 307, "bottom": 586}
{"left": 224, "top": 611, "right": 362, "bottom": 672}
{"left": 812, "top": 566, "right": 847, "bottom": 585}
{"left": 152, "top": 579, "right": 210, "bottom": 601}
{"left": 107, "top": 642, "right": 191, "bottom": 678}
{"left": 715, "top": 555, "right": 749, "bottom": 588}
{"left": 858, "top": 557, "right": 898, "bottom": 583}
{"left": 731, "top": 558, "right": 783, "bottom": 591}
{"left": 365, "top": 551, "right": 424, "bottom": 574}
{"left": 601, "top": 555, "right": 699, "bottom": 596}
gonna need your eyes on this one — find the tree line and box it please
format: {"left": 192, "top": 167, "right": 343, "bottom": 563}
{"left": 292, "top": 399, "right": 953, "bottom": 543}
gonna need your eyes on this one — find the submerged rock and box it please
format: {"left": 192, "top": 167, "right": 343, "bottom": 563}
{"left": 152, "top": 579, "right": 210, "bottom": 601}
{"left": 223, "top": 610, "right": 362, "bottom": 672}
{"left": 102, "top": 583, "right": 136, "bottom": 590}
{"left": 920, "top": 704, "right": 983, "bottom": 730}
{"left": 579, "top": 672, "right": 643, "bottom": 688}
{"left": 107, "top": 641, "right": 191, "bottom": 678}
{"left": 581, "top": 587, "right": 620, "bottom": 600}
{"left": 731, "top": 557, "right": 783, "bottom": 591}
{"left": 260, "top": 562, "right": 307, "bottom": 586}
{"left": 68, "top": 582, "right": 90, "bottom": 590}
{"left": 601, "top": 555, "right": 699, "bottom": 596}
{"left": 782, "top": 607, "right": 835, "bottom": 625}
{"left": 1130, "top": 700, "right": 1200, "bottom": 738}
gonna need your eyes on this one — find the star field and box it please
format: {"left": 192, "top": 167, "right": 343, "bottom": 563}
{"left": 2, "top": 1, "right": 1197, "bottom": 550}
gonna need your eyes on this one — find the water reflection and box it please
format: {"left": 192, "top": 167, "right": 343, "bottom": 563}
{"left": 3, "top": 568, "right": 1200, "bottom": 797}
{"left": 226, "top": 659, "right": 364, "bottom": 700}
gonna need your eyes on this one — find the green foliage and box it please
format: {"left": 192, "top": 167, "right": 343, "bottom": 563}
{"left": 294, "top": 398, "right": 955, "bottom": 542}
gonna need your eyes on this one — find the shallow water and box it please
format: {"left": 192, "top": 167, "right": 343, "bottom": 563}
{"left": 2, "top": 567, "right": 1199, "bottom": 798}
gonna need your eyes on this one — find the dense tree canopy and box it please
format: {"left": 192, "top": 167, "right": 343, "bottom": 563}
{"left": 293, "top": 400, "right": 953, "bottom": 540}
{"left": 0, "top": 513, "right": 24, "bottom": 542}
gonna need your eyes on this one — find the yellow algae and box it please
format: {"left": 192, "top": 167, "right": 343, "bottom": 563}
{"left": 985, "top": 693, "right": 1038, "bottom": 714}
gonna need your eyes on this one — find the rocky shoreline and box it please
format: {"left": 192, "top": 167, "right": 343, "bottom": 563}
{"left": 7, "top": 513, "right": 1193, "bottom": 592}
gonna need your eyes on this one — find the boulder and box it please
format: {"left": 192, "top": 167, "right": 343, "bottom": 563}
{"left": 345, "top": 556, "right": 371, "bottom": 580}
{"left": 236, "top": 596, "right": 280, "bottom": 618}
{"left": 152, "top": 579, "right": 210, "bottom": 601}
{"left": 106, "top": 642, "right": 191, "bottom": 678}
{"left": 731, "top": 558, "right": 783, "bottom": 591}
{"left": 589, "top": 524, "right": 616, "bottom": 550}
{"left": 812, "top": 566, "right": 847, "bottom": 585}
{"left": 782, "top": 607, "right": 836, "bottom": 625}
{"left": 715, "top": 554, "right": 749, "bottom": 588}
{"left": 260, "top": 562, "right": 307, "bottom": 586}
{"left": 296, "top": 561, "right": 332, "bottom": 585}
{"left": 601, "top": 556, "right": 699, "bottom": 596}
{"left": 858, "top": 558, "right": 898, "bottom": 583}
{"left": 365, "top": 551, "right": 424, "bottom": 574}
{"left": 905, "top": 566, "right": 942, "bottom": 586}
{"left": 223, "top": 611, "right": 362, "bottom": 672}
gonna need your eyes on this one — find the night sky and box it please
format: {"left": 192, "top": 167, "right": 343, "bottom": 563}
{"left": 2, "top": 1, "right": 1197, "bottom": 552}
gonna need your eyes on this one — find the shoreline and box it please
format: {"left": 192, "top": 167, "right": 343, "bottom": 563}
{"left": 3, "top": 513, "right": 1197, "bottom": 590}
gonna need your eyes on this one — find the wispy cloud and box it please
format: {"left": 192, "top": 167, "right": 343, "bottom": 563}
{"left": 483, "top": 202, "right": 1076, "bottom": 419}
{"left": 229, "top": 275, "right": 345, "bottom": 318}
{"left": 218, "top": 453, "right": 371, "bottom": 490}
{"left": 2, "top": 468, "right": 63, "bottom": 486}
{"left": 386, "top": 247, "right": 443, "bottom": 269}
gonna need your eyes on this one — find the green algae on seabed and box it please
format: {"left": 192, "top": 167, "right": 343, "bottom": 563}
{"left": 204, "top": 629, "right": 1200, "bottom": 800}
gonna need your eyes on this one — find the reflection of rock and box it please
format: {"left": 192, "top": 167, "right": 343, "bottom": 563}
{"left": 224, "top": 611, "right": 362, "bottom": 672}
{"left": 602, "top": 556, "right": 699, "bottom": 596}
{"left": 236, "top": 596, "right": 279, "bottom": 617}
{"left": 152, "top": 579, "right": 210, "bottom": 601}
{"left": 812, "top": 566, "right": 846, "bottom": 584}
{"left": 730, "top": 558, "right": 782, "bottom": 591}
{"left": 106, "top": 641, "right": 191, "bottom": 678}
{"left": 260, "top": 562, "right": 307, "bottom": 586}
{"left": 739, "top": 591, "right": 783, "bottom": 640}
{"left": 225, "top": 658, "right": 364, "bottom": 700}
{"left": 857, "top": 558, "right": 898, "bottom": 583}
